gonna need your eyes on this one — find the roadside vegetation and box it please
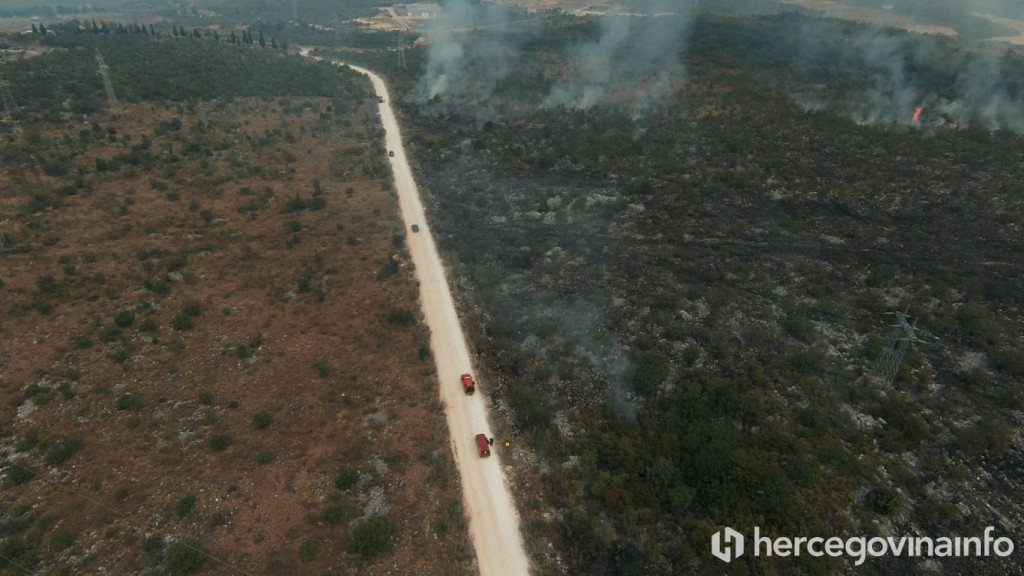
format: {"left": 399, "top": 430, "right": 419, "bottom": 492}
{"left": 0, "top": 32, "right": 470, "bottom": 575}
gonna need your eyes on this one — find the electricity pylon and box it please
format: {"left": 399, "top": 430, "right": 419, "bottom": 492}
{"left": 95, "top": 48, "right": 122, "bottom": 118}
{"left": 0, "top": 74, "right": 21, "bottom": 133}
{"left": 398, "top": 29, "right": 407, "bottom": 69}
{"left": 872, "top": 309, "right": 919, "bottom": 386}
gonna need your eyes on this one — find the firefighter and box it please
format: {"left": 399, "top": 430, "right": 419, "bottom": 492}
{"left": 487, "top": 437, "right": 494, "bottom": 446}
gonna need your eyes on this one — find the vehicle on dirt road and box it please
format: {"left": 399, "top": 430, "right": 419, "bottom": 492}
{"left": 461, "top": 373, "right": 475, "bottom": 394}
{"left": 475, "top": 434, "right": 491, "bottom": 457}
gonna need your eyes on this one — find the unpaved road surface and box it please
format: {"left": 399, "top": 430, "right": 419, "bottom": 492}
{"left": 301, "top": 49, "right": 530, "bottom": 576}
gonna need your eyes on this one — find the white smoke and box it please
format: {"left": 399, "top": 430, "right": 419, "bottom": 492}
{"left": 543, "top": 0, "right": 697, "bottom": 118}
{"left": 411, "top": 0, "right": 521, "bottom": 104}
{"left": 796, "top": 8, "right": 1024, "bottom": 131}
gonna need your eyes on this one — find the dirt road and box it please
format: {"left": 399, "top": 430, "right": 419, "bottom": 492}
{"left": 301, "top": 50, "right": 530, "bottom": 576}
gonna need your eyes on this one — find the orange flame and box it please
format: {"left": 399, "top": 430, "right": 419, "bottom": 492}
{"left": 911, "top": 106, "right": 923, "bottom": 124}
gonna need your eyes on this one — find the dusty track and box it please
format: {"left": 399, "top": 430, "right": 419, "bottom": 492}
{"left": 300, "top": 49, "right": 530, "bottom": 576}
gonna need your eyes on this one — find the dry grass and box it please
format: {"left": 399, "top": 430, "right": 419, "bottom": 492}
{"left": 0, "top": 96, "right": 473, "bottom": 575}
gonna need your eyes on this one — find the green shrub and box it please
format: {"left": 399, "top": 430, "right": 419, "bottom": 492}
{"left": 44, "top": 436, "right": 82, "bottom": 465}
{"left": 197, "top": 392, "right": 214, "bottom": 405}
{"left": 313, "top": 360, "right": 330, "bottom": 378}
{"left": 323, "top": 505, "right": 344, "bottom": 525}
{"left": 282, "top": 195, "right": 308, "bottom": 213}
{"left": 252, "top": 410, "right": 272, "bottom": 430}
{"left": 116, "top": 392, "right": 143, "bottom": 411}
{"left": 209, "top": 434, "right": 233, "bottom": 452}
{"left": 256, "top": 451, "right": 275, "bottom": 464}
{"left": 349, "top": 516, "right": 392, "bottom": 558}
{"left": 49, "top": 528, "right": 76, "bottom": 553}
{"left": 166, "top": 539, "right": 206, "bottom": 575}
{"left": 114, "top": 310, "right": 135, "bottom": 328}
{"left": 335, "top": 464, "right": 359, "bottom": 491}
{"left": 99, "top": 324, "right": 122, "bottom": 343}
{"left": 4, "top": 462, "right": 36, "bottom": 485}
{"left": 176, "top": 494, "right": 197, "bottom": 518}
{"left": 632, "top": 350, "right": 669, "bottom": 395}
{"left": 990, "top": 346, "right": 1024, "bottom": 377}
{"left": 171, "top": 313, "right": 193, "bottom": 331}
{"left": 181, "top": 299, "right": 202, "bottom": 317}
{"left": 867, "top": 486, "right": 904, "bottom": 516}
{"left": 386, "top": 308, "right": 415, "bottom": 326}
{"left": 299, "top": 539, "right": 318, "bottom": 561}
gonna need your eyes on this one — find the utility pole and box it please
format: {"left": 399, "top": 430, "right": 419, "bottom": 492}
{"left": 872, "top": 309, "right": 919, "bottom": 386}
{"left": 0, "top": 74, "right": 21, "bottom": 133}
{"left": 335, "top": 13, "right": 341, "bottom": 46}
{"left": 198, "top": 99, "right": 208, "bottom": 131}
{"left": 398, "top": 29, "right": 407, "bottom": 69}
{"left": 292, "top": 0, "right": 298, "bottom": 21}
{"left": 95, "top": 48, "right": 122, "bottom": 119}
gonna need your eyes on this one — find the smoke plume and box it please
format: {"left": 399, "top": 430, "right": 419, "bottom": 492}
{"left": 411, "top": 0, "right": 520, "bottom": 105}
{"left": 543, "top": 0, "right": 697, "bottom": 118}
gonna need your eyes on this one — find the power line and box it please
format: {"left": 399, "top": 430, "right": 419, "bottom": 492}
{"left": 398, "top": 29, "right": 407, "bottom": 69}
{"left": 95, "top": 48, "right": 122, "bottom": 119}
{"left": 0, "top": 73, "right": 22, "bottom": 133}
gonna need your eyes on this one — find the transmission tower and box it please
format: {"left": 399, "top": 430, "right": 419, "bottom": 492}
{"left": 198, "top": 99, "right": 208, "bottom": 131}
{"left": 398, "top": 29, "right": 407, "bottom": 69}
{"left": 0, "top": 74, "right": 21, "bottom": 133}
{"left": 95, "top": 48, "right": 122, "bottom": 119}
{"left": 872, "top": 309, "right": 920, "bottom": 386}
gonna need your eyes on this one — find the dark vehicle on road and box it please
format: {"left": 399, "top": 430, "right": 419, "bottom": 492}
{"left": 412, "top": 224, "right": 419, "bottom": 233}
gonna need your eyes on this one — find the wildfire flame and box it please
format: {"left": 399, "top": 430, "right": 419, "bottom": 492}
{"left": 911, "top": 106, "right": 923, "bottom": 124}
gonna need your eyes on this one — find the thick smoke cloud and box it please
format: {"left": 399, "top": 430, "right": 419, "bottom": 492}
{"left": 850, "top": 30, "right": 1024, "bottom": 130}
{"left": 543, "top": 0, "right": 696, "bottom": 118}
{"left": 788, "top": 4, "right": 1024, "bottom": 131}
{"left": 411, "top": 0, "right": 520, "bottom": 104}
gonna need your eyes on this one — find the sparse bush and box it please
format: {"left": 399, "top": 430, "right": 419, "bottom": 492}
{"left": 44, "top": 435, "right": 82, "bottom": 466}
{"left": 252, "top": 410, "right": 272, "bottom": 430}
{"left": 114, "top": 310, "right": 135, "bottom": 328}
{"left": 176, "top": 494, "right": 197, "bottom": 518}
{"left": 4, "top": 462, "right": 36, "bottom": 485}
{"left": 116, "top": 392, "right": 142, "bottom": 411}
{"left": 323, "top": 505, "right": 344, "bottom": 525}
{"left": 386, "top": 308, "right": 414, "bottom": 326}
{"left": 349, "top": 516, "right": 392, "bottom": 558}
{"left": 335, "top": 464, "right": 359, "bottom": 491}
{"left": 256, "top": 451, "right": 275, "bottom": 464}
{"left": 50, "top": 528, "right": 76, "bottom": 553}
{"left": 181, "top": 299, "right": 202, "bottom": 317}
{"left": 299, "top": 539, "right": 318, "bottom": 561}
{"left": 209, "top": 434, "right": 233, "bottom": 452}
{"left": 198, "top": 392, "right": 214, "bottom": 405}
{"left": 171, "top": 313, "right": 193, "bottom": 331}
{"left": 166, "top": 539, "right": 206, "bottom": 575}
{"left": 867, "top": 486, "right": 904, "bottom": 516}
{"left": 314, "top": 360, "right": 330, "bottom": 378}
